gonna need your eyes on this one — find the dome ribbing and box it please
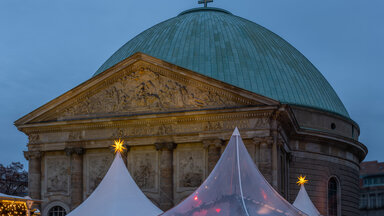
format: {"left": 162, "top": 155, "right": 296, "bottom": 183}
{"left": 94, "top": 7, "right": 349, "bottom": 118}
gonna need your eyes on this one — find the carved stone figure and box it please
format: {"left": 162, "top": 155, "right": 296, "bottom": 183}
{"left": 178, "top": 149, "right": 204, "bottom": 188}
{"left": 87, "top": 155, "right": 112, "bottom": 194}
{"left": 60, "top": 69, "right": 238, "bottom": 118}
{"left": 46, "top": 157, "right": 68, "bottom": 193}
{"left": 131, "top": 152, "right": 157, "bottom": 190}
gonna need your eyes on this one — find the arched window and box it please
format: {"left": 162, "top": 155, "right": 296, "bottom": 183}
{"left": 48, "top": 206, "right": 67, "bottom": 216}
{"left": 328, "top": 177, "right": 339, "bottom": 216}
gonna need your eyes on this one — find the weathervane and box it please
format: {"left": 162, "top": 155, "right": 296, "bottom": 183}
{"left": 198, "top": 0, "right": 213, "bottom": 7}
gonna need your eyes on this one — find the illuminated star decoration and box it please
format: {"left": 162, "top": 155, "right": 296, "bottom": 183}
{"left": 297, "top": 175, "right": 309, "bottom": 186}
{"left": 112, "top": 139, "right": 126, "bottom": 154}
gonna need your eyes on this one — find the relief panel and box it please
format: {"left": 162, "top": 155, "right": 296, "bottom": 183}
{"left": 45, "top": 156, "right": 69, "bottom": 194}
{"left": 85, "top": 153, "right": 113, "bottom": 195}
{"left": 176, "top": 146, "right": 205, "bottom": 192}
{"left": 128, "top": 150, "right": 159, "bottom": 193}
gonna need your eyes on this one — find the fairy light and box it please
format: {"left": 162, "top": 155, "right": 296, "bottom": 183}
{"left": 0, "top": 200, "right": 27, "bottom": 216}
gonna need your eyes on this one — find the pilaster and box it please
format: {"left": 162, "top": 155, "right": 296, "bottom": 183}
{"left": 203, "top": 139, "right": 223, "bottom": 173}
{"left": 24, "top": 151, "right": 43, "bottom": 200}
{"left": 65, "top": 147, "right": 85, "bottom": 209}
{"left": 155, "top": 142, "right": 177, "bottom": 211}
{"left": 253, "top": 137, "right": 273, "bottom": 184}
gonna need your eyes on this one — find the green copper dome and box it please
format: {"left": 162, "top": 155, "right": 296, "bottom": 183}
{"left": 94, "top": 7, "right": 349, "bottom": 118}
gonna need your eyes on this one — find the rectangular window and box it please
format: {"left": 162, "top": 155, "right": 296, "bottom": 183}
{"left": 378, "top": 193, "right": 384, "bottom": 208}
{"left": 369, "top": 194, "right": 376, "bottom": 209}
{"left": 360, "top": 194, "right": 368, "bottom": 209}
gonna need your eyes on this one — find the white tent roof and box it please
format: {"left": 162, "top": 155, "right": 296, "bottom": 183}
{"left": 0, "top": 193, "right": 27, "bottom": 200}
{"left": 67, "top": 153, "right": 162, "bottom": 216}
{"left": 162, "top": 128, "right": 306, "bottom": 216}
{"left": 293, "top": 185, "right": 321, "bottom": 216}
{"left": 0, "top": 193, "right": 35, "bottom": 201}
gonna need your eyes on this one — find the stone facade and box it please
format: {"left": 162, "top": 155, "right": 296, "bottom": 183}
{"left": 16, "top": 53, "right": 367, "bottom": 216}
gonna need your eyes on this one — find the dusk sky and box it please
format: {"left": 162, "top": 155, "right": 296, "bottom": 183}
{"left": 1, "top": 0, "right": 383, "bottom": 167}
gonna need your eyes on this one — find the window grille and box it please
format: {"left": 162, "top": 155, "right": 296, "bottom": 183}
{"left": 48, "top": 206, "right": 67, "bottom": 216}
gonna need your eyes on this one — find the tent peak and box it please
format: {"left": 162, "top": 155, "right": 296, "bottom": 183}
{"left": 232, "top": 127, "right": 240, "bottom": 136}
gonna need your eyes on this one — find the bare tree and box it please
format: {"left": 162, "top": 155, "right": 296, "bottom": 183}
{"left": 0, "top": 162, "right": 28, "bottom": 196}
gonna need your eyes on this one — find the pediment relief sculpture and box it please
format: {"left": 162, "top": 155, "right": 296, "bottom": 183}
{"left": 58, "top": 68, "right": 250, "bottom": 119}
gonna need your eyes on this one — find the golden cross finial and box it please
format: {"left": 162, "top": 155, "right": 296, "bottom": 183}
{"left": 198, "top": 0, "right": 213, "bottom": 7}
{"left": 297, "top": 175, "right": 309, "bottom": 186}
{"left": 112, "top": 139, "right": 126, "bottom": 154}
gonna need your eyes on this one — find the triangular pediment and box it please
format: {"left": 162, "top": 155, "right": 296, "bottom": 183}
{"left": 15, "top": 53, "right": 278, "bottom": 125}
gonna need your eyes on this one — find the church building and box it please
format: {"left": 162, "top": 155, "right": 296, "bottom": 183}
{"left": 15, "top": 5, "right": 367, "bottom": 216}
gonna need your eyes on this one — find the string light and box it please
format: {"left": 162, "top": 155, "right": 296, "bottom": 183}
{"left": 0, "top": 200, "right": 27, "bottom": 216}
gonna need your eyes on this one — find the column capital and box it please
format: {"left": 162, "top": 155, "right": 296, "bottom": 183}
{"left": 202, "top": 139, "right": 223, "bottom": 149}
{"left": 24, "top": 151, "right": 43, "bottom": 161}
{"left": 65, "top": 147, "right": 85, "bottom": 156}
{"left": 252, "top": 136, "right": 273, "bottom": 144}
{"left": 155, "top": 142, "right": 177, "bottom": 151}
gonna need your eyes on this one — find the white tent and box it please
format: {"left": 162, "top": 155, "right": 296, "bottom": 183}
{"left": 0, "top": 193, "right": 26, "bottom": 200}
{"left": 67, "top": 152, "right": 162, "bottom": 216}
{"left": 162, "top": 128, "right": 306, "bottom": 216}
{"left": 293, "top": 184, "right": 321, "bottom": 216}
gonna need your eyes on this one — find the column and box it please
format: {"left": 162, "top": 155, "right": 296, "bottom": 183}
{"left": 156, "top": 142, "right": 176, "bottom": 211}
{"left": 203, "top": 139, "right": 223, "bottom": 173}
{"left": 254, "top": 137, "right": 273, "bottom": 184}
{"left": 271, "top": 118, "right": 278, "bottom": 189}
{"left": 24, "top": 151, "right": 42, "bottom": 200}
{"left": 65, "top": 147, "right": 85, "bottom": 209}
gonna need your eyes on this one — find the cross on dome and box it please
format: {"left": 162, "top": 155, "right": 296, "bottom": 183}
{"left": 198, "top": 0, "right": 213, "bottom": 7}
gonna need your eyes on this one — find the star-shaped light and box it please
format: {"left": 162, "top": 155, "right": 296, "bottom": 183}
{"left": 112, "top": 139, "right": 126, "bottom": 154}
{"left": 297, "top": 175, "right": 308, "bottom": 186}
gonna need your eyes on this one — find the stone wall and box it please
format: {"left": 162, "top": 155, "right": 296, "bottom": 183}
{"left": 289, "top": 150, "right": 360, "bottom": 216}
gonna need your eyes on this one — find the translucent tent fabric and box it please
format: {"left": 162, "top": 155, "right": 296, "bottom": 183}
{"left": 162, "top": 128, "right": 306, "bottom": 216}
{"left": 293, "top": 185, "right": 321, "bottom": 216}
{"left": 67, "top": 153, "right": 162, "bottom": 216}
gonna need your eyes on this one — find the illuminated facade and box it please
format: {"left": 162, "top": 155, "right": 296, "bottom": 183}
{"left": 15, "top": 7, "right": 367, "bottom": 216}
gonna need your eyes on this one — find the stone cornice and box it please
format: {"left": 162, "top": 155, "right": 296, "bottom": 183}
{"left": 18, "top": 107, "right": 275, "bottom": 134}
{"left": 292, "top": 150, "right": 360, "bottom": 169}
{"left": 292, "top": 128, "right": 367, "bottom": 162}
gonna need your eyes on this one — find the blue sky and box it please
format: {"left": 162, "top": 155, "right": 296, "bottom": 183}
{"left": 0, "top": 0, "right": 383, "bottom": 167}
